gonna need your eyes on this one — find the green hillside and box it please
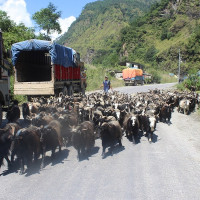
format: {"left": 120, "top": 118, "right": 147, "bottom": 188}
{"left": 119, "top": 0, "right": 200, "bottom": 73}
{"left": 57, "top": 0, "right": 159, "bottom": 65}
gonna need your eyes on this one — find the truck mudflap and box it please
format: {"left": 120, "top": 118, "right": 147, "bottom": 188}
{"left": 14, "top": 81, "right": 54, "bottom": 95}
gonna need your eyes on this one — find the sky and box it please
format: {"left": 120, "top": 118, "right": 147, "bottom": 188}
{"left": 0, "top": 0, "right": 97, "bottom": 40}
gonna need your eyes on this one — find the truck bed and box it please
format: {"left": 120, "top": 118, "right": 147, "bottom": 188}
{"left": 14, "top": 81, "right": 54, "bottom": 95}
{"left": 15, "top": 51, "right": 51, "bottom": 82}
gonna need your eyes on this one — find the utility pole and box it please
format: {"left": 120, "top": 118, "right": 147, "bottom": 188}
{"left": 178, "top": 49, "right": 181, "bottom": 83}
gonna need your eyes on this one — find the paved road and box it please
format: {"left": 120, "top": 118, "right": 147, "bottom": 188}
{"left": 1, "top": 83, "right": 200, "bottom": 200}
{"left": 115, "top": 82, "right": 177, "bottom": 94}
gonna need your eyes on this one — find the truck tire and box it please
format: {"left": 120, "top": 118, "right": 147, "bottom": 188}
{"left": 68, "top": 85, "right": 74, "bottom": 96}
{"left": 0, "top": 103, "right": 2, "bottom": 126}
{"left": 82, "top": 84, "right": 85, "bottom": 95}
{"left": 125, "top": 83, "right": 128, "bottom": 86}
{"left": 63, "top": 86, "right": 68, "bottom": 96}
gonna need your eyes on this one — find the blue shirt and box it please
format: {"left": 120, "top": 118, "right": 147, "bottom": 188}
{"left": 103, "top": 80, "right": 110, "bottom": 93}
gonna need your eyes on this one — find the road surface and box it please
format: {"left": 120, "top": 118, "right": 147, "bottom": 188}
{"left": 1, "top": 83, "right": 200, "bottom": 200}
{"left": 115, "top": 82, "right": 177, "bottom": 94}
{"left": 88, "top": 82, "right": 177, "bottom": 95}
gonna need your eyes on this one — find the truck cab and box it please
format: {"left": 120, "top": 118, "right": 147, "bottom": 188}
{"left": 0, "top": 29, "right": 10, "bottom": 124}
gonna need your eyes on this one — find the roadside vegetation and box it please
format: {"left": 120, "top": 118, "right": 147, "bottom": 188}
{"left": 86, "top": 64, "right": 178, "bottom": 91}
{"left": 144, "top": 68, "right": 177, "bottom": 84}
{"left": 10, "top": 76, "right": 27, "bottom": 104}
{"left": 85, "top": 64, "right": 124, "bottom": 91}
{"left": 176, "top": 73, "right": 200, "bottom": 92}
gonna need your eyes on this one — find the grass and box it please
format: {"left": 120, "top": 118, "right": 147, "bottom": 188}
{"left": 160, "top": 73, "right": 178, "bottom": 84}
{"left": 85, "top": 64, "right": 124, "bottom": 91}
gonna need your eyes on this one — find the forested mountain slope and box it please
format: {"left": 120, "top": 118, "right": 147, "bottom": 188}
{"left": 57, "top": 0, "right": 159, "bottom": 64}
{"left": 120, "top": 0, "right": 200, "bottom": 73}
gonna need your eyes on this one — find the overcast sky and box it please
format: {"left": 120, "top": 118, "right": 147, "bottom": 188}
{"left": 0, "top": 0, "right": 97, "bottom": 40}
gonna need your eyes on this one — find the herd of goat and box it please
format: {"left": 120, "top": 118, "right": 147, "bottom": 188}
{"left": 0, "top": 89, "right": 199, "bottom": 174}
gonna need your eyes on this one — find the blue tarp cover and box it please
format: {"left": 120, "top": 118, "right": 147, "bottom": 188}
{"left": 11, "top": 39, "right": 76, "bottom": 67}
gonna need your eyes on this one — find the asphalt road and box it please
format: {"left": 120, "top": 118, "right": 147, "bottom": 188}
{"left": 1, "top": 83, "right": 200, "bottom": 200}
{"left": 115, "top": 82, "right": 177, "bottom": 94}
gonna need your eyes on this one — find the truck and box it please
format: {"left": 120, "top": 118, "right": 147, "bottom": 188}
{"left": 122, "top": 67, "right": 144, "bottom": 86}
{"left": 11, "top": 39, "right": 86, "bottom": 97}
{"left": 0, "top": 29, "right": 11, "bottom": 124}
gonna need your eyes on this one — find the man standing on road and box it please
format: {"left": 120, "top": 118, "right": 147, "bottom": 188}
{"left": 101, "top": 76, "right": 112, "bottom": 93}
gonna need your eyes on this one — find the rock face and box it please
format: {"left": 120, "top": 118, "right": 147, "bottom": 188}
{"left": 84, "top": 49, "right": 95, "bottom": 64}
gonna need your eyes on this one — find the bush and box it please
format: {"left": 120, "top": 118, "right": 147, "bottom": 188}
{"left": 144, "top": 45, "right": 158, "bottom": 62}
{"left": 176, "top": 82, "right": 186, "bottom": 91}
{"left": 183, "top": 74, "right": 200, "bottom": 91}
{"left": 160, "top": 28, "right": 168, "bottom": 40}
{"left": 85, "top": 64, "right": 124, "bottom": 91}
{"left": 147, "top": 69, "right": 161, "bottom": 83}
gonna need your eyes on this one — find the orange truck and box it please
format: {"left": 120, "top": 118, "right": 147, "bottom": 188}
{"left": 122, "top": 68, "right": 144, "bottom": 86}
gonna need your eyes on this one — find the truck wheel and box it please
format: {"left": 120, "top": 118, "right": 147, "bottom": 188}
{"left": 82, "top": 85, "right": 85, "bottom": 95}
{"left": 125, "top": 83, "right": 128, "bottom": 86}
{"left": 63, "top": 86, "right": 68, "bottom": 96}
{"left": 0, "top": 103, "right": 2, "bottom": 126}
{"left": 68, "top": 85, "right": 74, "bottom": 96}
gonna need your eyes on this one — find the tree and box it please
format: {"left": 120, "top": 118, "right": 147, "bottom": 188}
{"left": 36, "top": 33, "right": 51, "bottom": 41}
{"left": 3, "top": 23, "right": 35, "bottom": 50}
{"left": 145, "top": 45, "right": 158, "bottom": 62}
{"left": 0, "top": 10, "right": 35, "bottom": 49}
{"left": 32, "top": 2, "right": 61, "bottom": 36}
{"left": 0, "top": 10, "right": 14, "bottom": 32}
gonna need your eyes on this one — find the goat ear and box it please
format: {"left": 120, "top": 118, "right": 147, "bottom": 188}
{"left": 11, "top": 126, "right": 15, "bottom": 136}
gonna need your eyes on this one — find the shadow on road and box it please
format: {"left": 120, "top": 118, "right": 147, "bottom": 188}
{"left": 0, "top": 161, "right": 20, "bottom": 176}
{"left": 102, "top": 145, "right": 125, "bottom": 159}
{"left": 0, "top": 149, "right": 70, "bottom": 177}
{"left": 126, "top": 130, "right": 143, "bottom": 144}
{"left": 43, "top": 149, "right": 70, "bottom": 167}
{"left": 78, "top": 146, "right": 100, "bottom": 162}
{"left": 25, "top": 149, "right": 70, "bottom": 177}
{"left": 152, "top": 133, "right": 158, "bottom": 143}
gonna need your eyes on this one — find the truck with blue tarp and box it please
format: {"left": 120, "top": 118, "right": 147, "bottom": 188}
{"left": 11, "top": 39, "right": 86, "bottom": 97}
